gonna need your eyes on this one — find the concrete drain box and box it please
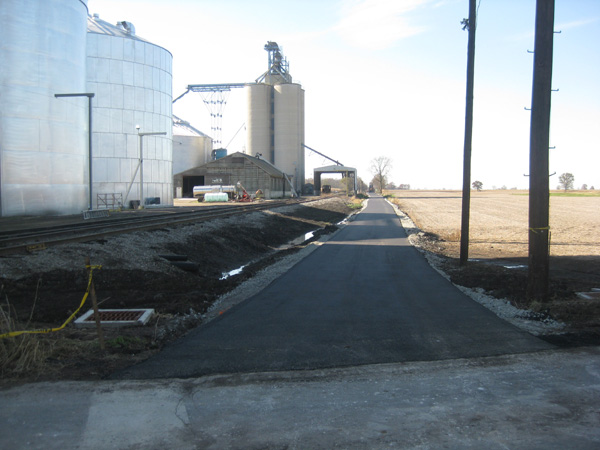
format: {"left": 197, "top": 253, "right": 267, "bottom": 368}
{"left": 75, "top": 308, "right": 154, "bottom": 327}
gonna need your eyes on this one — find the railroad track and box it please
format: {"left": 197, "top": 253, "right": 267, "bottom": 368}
{"left": 0, "top": 198, "right": 316, "bottom": 255}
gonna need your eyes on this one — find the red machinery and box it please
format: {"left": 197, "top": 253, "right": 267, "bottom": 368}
{"left": 235, "top": 182, "right": 253, "bottom": 202}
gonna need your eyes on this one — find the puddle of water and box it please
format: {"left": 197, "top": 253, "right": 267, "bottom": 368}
{"left": 470, "top": 259, "right": 527, "bottom": 270}
{"left": 221, "top": 228, "right": 322, "bottom": 279}
{"left": 220, "top": 265, "right": 246, "bottom": 280}
{"left": 221, "top": 230, "right": 320, "bottom": 279}
{"left": 289, "top": 230, "right": 318, "bottom": 246}
{"left": 273, "top": 229, "right": 320, "bottom": 251}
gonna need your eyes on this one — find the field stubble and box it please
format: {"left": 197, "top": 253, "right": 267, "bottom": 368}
{"left": 390, "top": 190, "right": 600, "bottom": 259}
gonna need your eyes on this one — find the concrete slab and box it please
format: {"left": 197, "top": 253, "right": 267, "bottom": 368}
{"left": 1, "top": 347, "right": 599, "bottom": 449}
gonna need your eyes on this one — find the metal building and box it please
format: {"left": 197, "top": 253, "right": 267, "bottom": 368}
{"left": 173, "top": 152, "right": 292, "bottom": 199}
{"left": 246, "top": 42, "right": 305, "bottom": 194}
{"left": 0, "top": 0, "right": 89, "bottom": 216}
{"left": 87, "top": 14, "right": 173, "bottom": 209}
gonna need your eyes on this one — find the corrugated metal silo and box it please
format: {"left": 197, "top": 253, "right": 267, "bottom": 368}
{"left": 87, "top": 15, "right": 173, "bottom": 208}
{"left": 274, "top": 83, "right": 305, "bottom": 193}
{"left": 0, "top": 0, "right": 89, "bottom": 216}
{"left": 246, "top": 83, "right": 272, "bottom": 160}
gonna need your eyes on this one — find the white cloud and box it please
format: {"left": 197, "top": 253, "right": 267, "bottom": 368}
{"left": 334, "top": 0, "right": 430, "bottom": 50}
{"left": 556, "top": 17, "right": 600, "bottom": 31}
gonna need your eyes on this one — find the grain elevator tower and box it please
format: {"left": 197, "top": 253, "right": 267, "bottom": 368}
{"left": 246, "top": 42, "right": 305, "bottom": 193}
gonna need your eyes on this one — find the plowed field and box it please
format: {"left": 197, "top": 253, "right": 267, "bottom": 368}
{"left": 390, "top": 190, "right": 600, "bottom": 259}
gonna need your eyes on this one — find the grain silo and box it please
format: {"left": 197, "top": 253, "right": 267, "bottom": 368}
{"left": 246, "top": 42, "right": 305, "bottom": 194}
{"left": 87, "top": 14, "right": 173, "bottom": 208}
{"left": 274, "top": 83, "right": 305, "bottom": 190}
{"left": 0, "top": 0, "right": 89, "bottom": 216}
{"left": 246, "top": 83, "right": 272, "bottom": 161}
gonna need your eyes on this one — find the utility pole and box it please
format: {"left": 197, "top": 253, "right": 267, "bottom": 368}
{"left": 460, "top": 0, "right": 477, "bottom": 265}
{"left": 528, "top": 0, "right": 555, "bottom": 301}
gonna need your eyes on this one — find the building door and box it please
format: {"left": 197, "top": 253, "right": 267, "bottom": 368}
{"left": 182, "top": 176, "right": 204, "bottom": 197}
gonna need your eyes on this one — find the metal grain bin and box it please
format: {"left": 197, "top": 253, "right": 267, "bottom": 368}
{"left": 87, "top": 14, "right": 173, "bottom": 208}
{"left": 0, "top": 0, "right": 89, "bottom": 216}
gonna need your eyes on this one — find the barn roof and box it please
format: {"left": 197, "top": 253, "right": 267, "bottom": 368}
{"left": 174, "top": 152, "right": 286, "bottom": 178}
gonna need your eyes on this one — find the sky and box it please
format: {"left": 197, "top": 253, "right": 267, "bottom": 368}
{"left": 87, "top": 0, "right": 600, "bottom": 190}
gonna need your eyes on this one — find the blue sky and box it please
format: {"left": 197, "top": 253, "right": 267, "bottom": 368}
{"left": 88, "top": 0, "right": 600, "bottom": 190}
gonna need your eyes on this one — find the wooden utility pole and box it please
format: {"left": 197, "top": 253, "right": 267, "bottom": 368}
{"left": 528, "top": 0, "right": 555, "bottom": 301}
{"left": 460, "top": 0, "right": 477, "bottom": 265}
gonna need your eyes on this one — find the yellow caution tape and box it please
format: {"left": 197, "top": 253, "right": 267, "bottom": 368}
{"left": 0, "top": 265, "right": 102, "bottom": 339}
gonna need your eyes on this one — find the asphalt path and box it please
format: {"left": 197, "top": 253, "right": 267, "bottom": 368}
{"left": 116, "top": 196, "right": 552, "bottom": 379}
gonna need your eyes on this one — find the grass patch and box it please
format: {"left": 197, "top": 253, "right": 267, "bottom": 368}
{"left": 550, "top": 192, "right": 600, "bottom": 197}
{"left": 346, "top": 196, "right": 365, "bottom": 210}
{"left": 346, "top": 201, "right": 363, "bottom": 210}
{"left": 1, "top": 284, "right": 99, "bottom": 380}
{"left": 106, "top": 336, "right": 145, "bottom": 350}
{"left": 1, "top": 298, "right": 51, "bottom": 377}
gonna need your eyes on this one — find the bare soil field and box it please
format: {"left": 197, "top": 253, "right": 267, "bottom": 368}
{"left": 389, "top": 190, "right": 600, "bottom": 259}
{"left": 389, "top": 189, "right": 600, "bottom": 344}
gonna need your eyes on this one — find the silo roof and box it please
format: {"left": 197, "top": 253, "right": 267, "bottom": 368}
{"left": 173, "top": 116, "right": 210, "bottom": 138}
{"left": 87, "top": 14, "right": 171, "bottom": 55}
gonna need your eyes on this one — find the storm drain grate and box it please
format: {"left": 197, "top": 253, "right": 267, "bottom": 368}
{"left": 89, "top": 310, "right": 143, "bottom": 321}
{"left": 75, "top": 308, "right": 154, "bottom": 327}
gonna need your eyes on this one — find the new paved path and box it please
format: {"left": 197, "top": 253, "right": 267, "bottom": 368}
{"left": 116, "top": 196, "right": 552, "bottom": 379}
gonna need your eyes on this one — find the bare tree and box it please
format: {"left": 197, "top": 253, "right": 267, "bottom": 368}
{"left": 558, "top": 173, "right": 574, "bottom": 191}
{"left": 472, "top": 180, "right": 483, "bottom": 191}
{"left": 356, "top": 177, "right": 368, "bottom": 193}
{"left": 370, "top": 156, "right": 392, "bottom": 194}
